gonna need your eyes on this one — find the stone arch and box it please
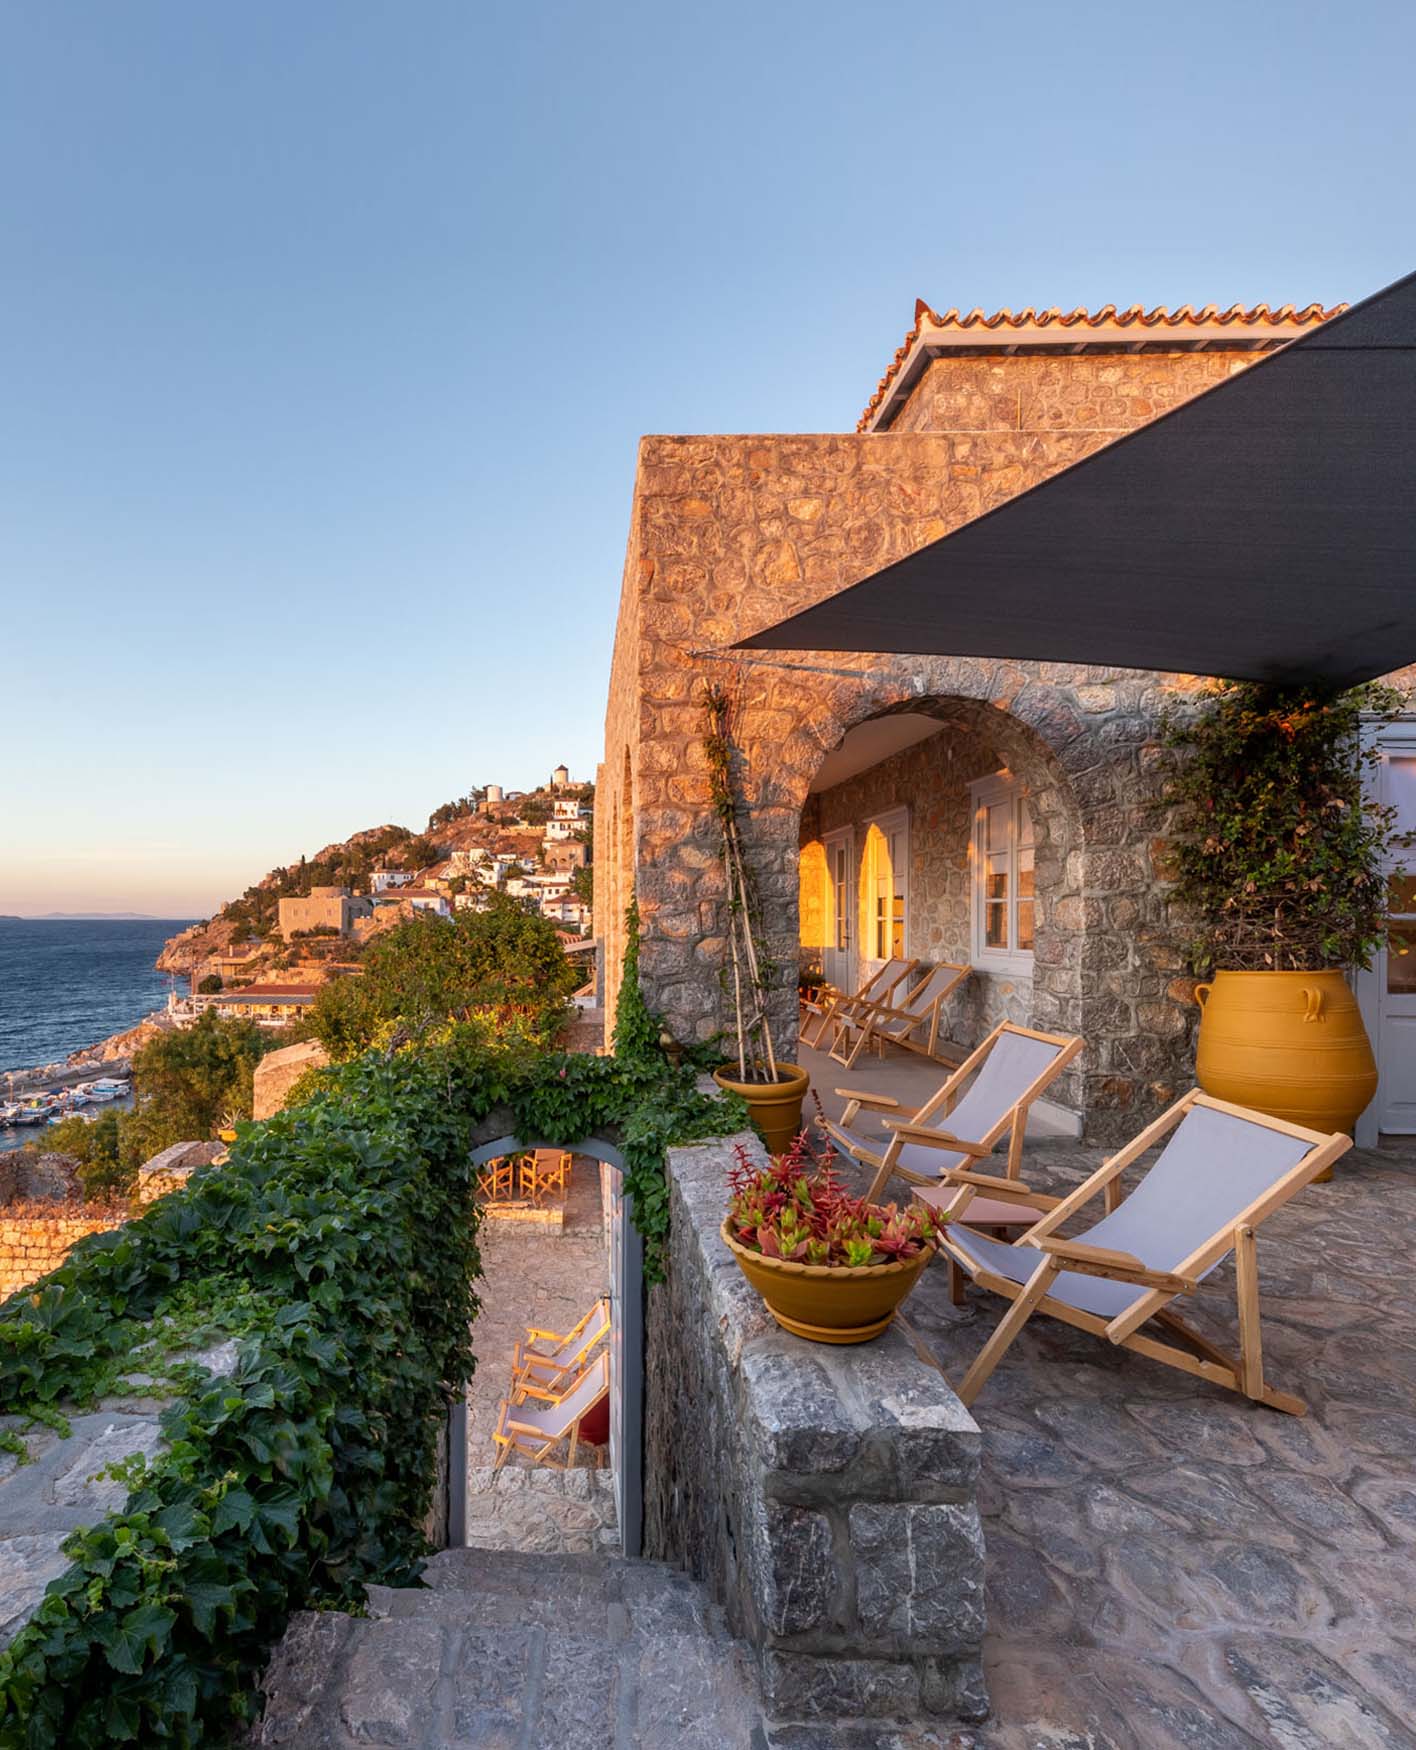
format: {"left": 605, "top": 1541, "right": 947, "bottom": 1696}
{"left": 795, "top": 688, "right": 1088, "bottom": 1111}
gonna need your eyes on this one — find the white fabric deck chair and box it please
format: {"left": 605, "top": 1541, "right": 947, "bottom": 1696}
{"left": 827, "top": 962, "right": 970, "bottom": 1069}
{"left": 512, "top": 1295, "right": 610, "bottom": 1389}
{"left": 492, "top": 1351, "right": 610, "bottom": 1470}
{"left": 938, "top": 1090, "right": 1351, "bottom": 1415}
{"left": 802, "top": 956, "right": 916, "bottom": 1049}
{"left": 822, "top": 1021, "right": 1082, "bottom": 1210}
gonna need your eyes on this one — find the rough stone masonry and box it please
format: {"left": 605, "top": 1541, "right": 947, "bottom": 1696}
{"left": 644, "top": 1135, "right": 987, "bottom": 1725}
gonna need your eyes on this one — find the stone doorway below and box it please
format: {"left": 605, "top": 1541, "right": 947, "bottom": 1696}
{"left": 463, "top": 1153, "right": 619, "bottom": 1557}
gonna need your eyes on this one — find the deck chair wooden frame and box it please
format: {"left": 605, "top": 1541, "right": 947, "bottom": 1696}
{"left": 828, "top": 962, "right": 970, "bottom": 1069}
{"left": 803, "top": 957, "right": 917, "bottom": 1049}
{"left": 938, "top": 1090, "right": 1351, "bottom": 1417}
{"left": 822, "top": 1021, "right": 1083, "bottom": 1205}
{"left": 492, "top": 1351, "right": 610, "bottom": 1471}
{"left": 475, "top": 1156, "right": 515, "bottom": 1201}
{"left": 518, "top": 1148, "right": 572, "bottom": 1205}
{"left": 512, "top": 1294, "right": 611, "bottom": 1387}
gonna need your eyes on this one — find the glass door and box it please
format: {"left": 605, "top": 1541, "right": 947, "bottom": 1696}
{"left": 822, "top": 828, "right": 855, "bottom": 996}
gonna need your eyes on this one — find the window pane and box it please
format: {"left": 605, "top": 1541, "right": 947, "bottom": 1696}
{"left": 1018, "top": 846, "right": 1035, "bottom": 900}
{"left": 1390, "top": 756, "right": 1416, "bottom": 840}
{"left": 986, "top": 802, "right": 1011, "bottom": 854}
{"left": 985, "top": 901, "right": 1009, "bottom": 949}
{"left": 1017, "top": 799, "right": 1035, "bottom": 851}
{"left": 1017, "top": 898, "right": 1036, "bottom": 952}
{"left": 1389, "top": 873, "right": 1416, "bottom": 916}
{"left": 986, "top": 857, "right": 1009, "bottom": 903}
{"left": 1389, "top": 922, "right": 1416, "bottom": 993}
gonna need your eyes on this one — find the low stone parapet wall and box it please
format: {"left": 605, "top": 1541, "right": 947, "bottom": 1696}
{"left": 0, "top": 1207, "right": 126, "bottom": 1299}
{"left": 644, "top": 1133, "right": 987, "bottom": 1727}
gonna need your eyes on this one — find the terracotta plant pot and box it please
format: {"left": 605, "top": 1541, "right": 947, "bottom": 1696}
{"left": 720, "top": 1220, "right": 936, "bottom": 1344}
{"left": 1195, "top": 969, "right": 1377, "bottom": 1176}
{"left": 712, "top": 1061, "right": 811, "bottom": 1156}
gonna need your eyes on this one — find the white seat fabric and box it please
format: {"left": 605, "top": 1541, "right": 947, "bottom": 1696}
{"left": 847, "top": 1029, "right": 1067, "bottom": 1180}
{"left": 508, "top": 1352, "right": 608, "bottom": 1435}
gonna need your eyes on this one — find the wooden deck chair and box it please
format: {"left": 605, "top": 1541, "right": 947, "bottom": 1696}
{"left": 512, "top": 1294, "right": 611, "bottom": 1387}
{"left": 475, "top": 1156, "right": 514, "bottom": 1201}
{"left": 828, "top": 962, "right": 970, "bottom": 1069}
{"left": 821, "top": 1022, "right": 1082, "bottom": 1213}
{"left": 492, "top": 1351, "right": 610, "bottom": 1470}
{"left": 938, "top": 1091, "right": 1352, "bottom": 1416}
{"left": 519, "top": 1148, "right": 572, "bottom": 1205}
{"left": 802, "top": 957, "right": 917, "bottom": 1049}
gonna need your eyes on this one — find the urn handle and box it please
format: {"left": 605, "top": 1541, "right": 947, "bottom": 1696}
{"left": 1301, "top": 985, "right": 1326, "bottom": 1023}
{"left": 1194, "top": 982, "right": 1211, "bottom": 1008}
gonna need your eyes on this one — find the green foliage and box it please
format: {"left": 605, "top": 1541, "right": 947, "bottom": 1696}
{"left": 118, "top": 1015, "right": 272, "bottom": 1169}
{"left": 0, "top": 1047, "right": 483, "bottom": 1745}
{"left": 610, "top": 900, "right": 661, "bottom": 1067}
{"left": 306, "top": 901, "right": 579, "bottom": 1059}
{"left": 427, "top": 792, "right": 480, "bottom": 830}
{"left": 1162, "top": 682, "right": 1414, "bottom": 974}
{"left": 570, "top": 865, "right": 593, "bottom": 909}
{"left": 39, "top": 1111, "right": 128, "bottom": 1201}
{"left": 195, "top": 975, "right": 223, "bottom": 995}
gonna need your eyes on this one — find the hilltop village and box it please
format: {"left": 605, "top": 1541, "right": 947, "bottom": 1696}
{"left": 154, "top": 767, "right": 593, "bottom": 1033}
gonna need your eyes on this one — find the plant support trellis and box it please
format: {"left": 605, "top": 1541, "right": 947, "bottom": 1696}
{"left": 701, "top": 681, "right": 780, "bottom": 1084}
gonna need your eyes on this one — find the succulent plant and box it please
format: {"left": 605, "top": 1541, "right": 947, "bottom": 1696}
{"left": 726, "top": 1129, "right": 941, "bottom": 1268}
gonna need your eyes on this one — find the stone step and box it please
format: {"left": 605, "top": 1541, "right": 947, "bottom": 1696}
{"left": 258, "top": 1550, "right": 769, "bottom": 1748}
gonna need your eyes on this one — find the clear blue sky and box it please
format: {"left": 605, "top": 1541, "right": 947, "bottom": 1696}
{"left": 3, "top": 1, "right": 1413, "bottom": 916}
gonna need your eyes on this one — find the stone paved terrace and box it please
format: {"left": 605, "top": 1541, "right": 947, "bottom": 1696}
{"left": 464, "top": 1155, "right": 618, "bottom": 1558}
{"left": 830, "top": 1101, "right": 1416, "bottom": 1749}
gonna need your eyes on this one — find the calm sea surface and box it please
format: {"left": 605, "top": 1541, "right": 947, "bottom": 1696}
{"left": 0, "top": 919, "right": 196, "bottom": 1075}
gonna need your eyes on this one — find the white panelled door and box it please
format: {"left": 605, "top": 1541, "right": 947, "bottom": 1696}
{"left": 1377, "top": 740, "right": 1416, "bottom": 1133}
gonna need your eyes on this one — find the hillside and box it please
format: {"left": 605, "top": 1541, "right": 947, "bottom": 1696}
{"left": 155, "top": 784, "right": 592, "bottom": 976}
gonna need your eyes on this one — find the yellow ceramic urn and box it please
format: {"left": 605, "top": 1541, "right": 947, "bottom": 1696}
{"left": 1194, "top": 969, "right": 1377, "bottom": 1140}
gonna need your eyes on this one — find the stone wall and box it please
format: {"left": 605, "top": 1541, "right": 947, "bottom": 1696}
{"left": 0, "top": 1210, "right": 125, "bottom": 1300}
{"left": 644, "top": 1135, "right": 986, "bottom": 1725}
{"left": 252, "top": 1039, "right": 331, "bottom": 1120}
{"left": 598, "top": 428, "right": 1202, "bottom": 1138}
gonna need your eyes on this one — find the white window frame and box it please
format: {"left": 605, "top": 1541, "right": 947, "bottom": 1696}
{"left": 860, "top": 806, "right": 910, "bottom": 972}
{"left": 969, "top": 773, "right": 1035, "bottom": 976}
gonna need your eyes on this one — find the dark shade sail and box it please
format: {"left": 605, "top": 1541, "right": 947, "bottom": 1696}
{"left": 737, "top": 269, "right": 1416, "bottom": 687}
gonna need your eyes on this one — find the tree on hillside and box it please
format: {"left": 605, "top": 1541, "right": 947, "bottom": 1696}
{"left": 570, "top": 865, "right": 593, "bottom": 908}
{"left": 306, "top": 898, "right": 579, "bottom": 1057}
{"left": 402, "top": 833, "right": 442, "bottom": 870}
{"left": 123, "top": 1013, "right": 273, "bottom": 1161}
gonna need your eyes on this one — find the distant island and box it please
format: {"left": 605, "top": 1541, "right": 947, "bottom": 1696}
{"left": 4, "top": 912, "right": 170, "bottom": 921}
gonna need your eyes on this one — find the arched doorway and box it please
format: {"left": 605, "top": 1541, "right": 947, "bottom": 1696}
{"left": 798, "top": 696, "right": 1085, "bottom": 1115}
{"left": 465, "top": 1134, "right": 644, "bottom": 1556}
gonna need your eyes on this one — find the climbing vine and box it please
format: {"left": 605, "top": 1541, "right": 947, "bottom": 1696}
{"left": 0, "top": 913, "right": 745, "bottom": 1741}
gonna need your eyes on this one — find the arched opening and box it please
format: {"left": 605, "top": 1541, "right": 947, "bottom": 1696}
{"left": 797, "top": 696, "right": 1085, "bottom": 1121}
{"left": 463, "top": 1134, "right": 643, "bottom": 1558}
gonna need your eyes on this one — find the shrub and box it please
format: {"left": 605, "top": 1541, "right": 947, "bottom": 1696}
{"left": 1162, "top": 682, "right": 1414, "bottom": 974}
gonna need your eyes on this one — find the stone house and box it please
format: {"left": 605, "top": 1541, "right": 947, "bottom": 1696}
{"left": 595, "top": 299, "right": 1416, "bottom": 1141}
{"left": 277, "top": 885, "right": 372, "bottom": 941}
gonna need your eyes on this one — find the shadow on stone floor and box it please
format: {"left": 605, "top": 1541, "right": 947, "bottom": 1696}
{"left": 870, "top": 1138, "right": 1416, "bottom": 1749}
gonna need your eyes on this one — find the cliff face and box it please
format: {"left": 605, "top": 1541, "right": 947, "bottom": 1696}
{"left": 155, "top": 917, "right": 244, "bottom": 976}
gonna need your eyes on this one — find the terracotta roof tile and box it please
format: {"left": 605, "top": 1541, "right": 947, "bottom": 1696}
{"left": 857, "top": 298, "right": 1346, "bottom": 431}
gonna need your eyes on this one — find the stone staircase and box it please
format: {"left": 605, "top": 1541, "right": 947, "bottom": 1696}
{"left": 257, "top": 1546, "right": 770, "bottom": 1748}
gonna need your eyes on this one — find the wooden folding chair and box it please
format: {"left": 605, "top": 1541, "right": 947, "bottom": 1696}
{"left": 518, "top": 1148, "right": 571, "bottom": 1205}
{"left": 937, "top": 1091, "right": 1352, "bottom": 1415}
{"left": 492, "top": 1351, "right": 610, "bottom": 1470}
{"left": 513, "top": 1294, "right": 611, "bottom": 1390}
{"left": 802, "top": 957, "right": 917, "bottom": 1049}
{"left": 822, "top": 1021, "right": 1082, "bottom": 1222}
{"left": 475, "top": 1156, "right": 514, "bottom": 1201}
{"left": 828, "top": 962, "right": 970, "bottom": 1069}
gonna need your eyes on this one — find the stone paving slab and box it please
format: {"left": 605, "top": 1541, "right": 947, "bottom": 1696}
{"left": 862, "top": 1137, "right": 1416, "bottom": 1750}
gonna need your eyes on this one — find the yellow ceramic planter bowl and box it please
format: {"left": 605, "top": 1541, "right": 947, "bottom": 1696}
{"left": 1194, "top": 969, "right": 1376, "bottom": 1144}
{"left": 713, "top": 1062, "right": 811, "bottom": 1157}
{"left": 720, "top": 1221, "right": 936, "bottom": 1344}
